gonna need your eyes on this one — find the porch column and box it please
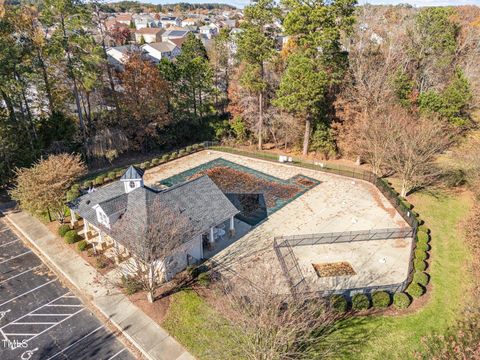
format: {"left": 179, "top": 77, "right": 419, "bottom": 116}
{"left": 114, "top": 240, "right": 120, "bottom": 265}
{"left": 229, "top": 216, "right": 235, "bottom": 237}
{"left": 83, "top": 221, "right": 89, "bottom": 241}
{"left": 209, "top": 227, "right": 215, "bottom": 243}
{"left": 70, "top": 211, "right": 77, "bottom": 227}
{"left": 98, "top": 231, "right": 104, "bottom": 251}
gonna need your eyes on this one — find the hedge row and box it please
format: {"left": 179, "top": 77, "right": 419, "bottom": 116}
{"left": 330, "top": 291, "right": 397, "bottom": 312}
{"left": 77, "top": 143, "right": 205, "bottom": 192}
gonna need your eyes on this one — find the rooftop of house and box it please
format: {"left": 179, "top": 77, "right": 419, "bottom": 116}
{"left": 115, "top": 13, "right": 132, "bottom": 21}
{"left": 135, "top": 28, "right": 164, "bottom": 35}
{"left": 143, "top": 41, "right": 177, "bottom": 53}
{"left": 69, "top": 166, "right": 239, "bottom": 253}
{"left": 162, "top": 29, "right": 189, "bottom": 38}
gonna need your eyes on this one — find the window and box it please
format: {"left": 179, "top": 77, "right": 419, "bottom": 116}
{"left": 129, "top": 181, "right": 136, "bottom": 189}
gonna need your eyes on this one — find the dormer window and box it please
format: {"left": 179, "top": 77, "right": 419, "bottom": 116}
{"left": 130, "top": 181, "right": 136, "bottom": 189}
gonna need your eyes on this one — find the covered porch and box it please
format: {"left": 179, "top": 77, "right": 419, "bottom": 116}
{"left": 202, "top": 217, "right": 252, "bottom": 259}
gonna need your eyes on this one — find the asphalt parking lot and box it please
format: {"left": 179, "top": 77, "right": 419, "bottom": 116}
{"left": 0, "top": 219, "right": 136, "bottom": 360}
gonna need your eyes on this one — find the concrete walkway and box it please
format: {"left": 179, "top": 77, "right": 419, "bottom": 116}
{"left": 2, "top": 209, "right": 194, "bottom": 360}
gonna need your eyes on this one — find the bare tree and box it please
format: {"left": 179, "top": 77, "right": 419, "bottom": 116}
{"left": 384, "top": 111, "right": 453, "bottom": 197}
{"left": 208, "top": 273, "right": 344, "bottom": 360}
{"left": 111, "top": 199, "right": 195, "bottom": 302}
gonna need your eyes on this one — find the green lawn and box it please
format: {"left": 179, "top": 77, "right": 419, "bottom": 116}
{"left": 328, "top": 190, "right": 473, "bottom": 359}
{"left": 163, "top": 191, "right": 473, "bottom": 360}
{"left": 162, "top": 290, "right": 242, "bottom": 360}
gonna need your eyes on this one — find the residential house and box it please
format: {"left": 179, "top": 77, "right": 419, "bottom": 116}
{"left": 134, "top": 15, "right": 155, "bottom": 30}
{"left": 115, "top": 13, "right": 133, "bottom": 26}
{"left": 142, "top": 42, "right": 181, "bottom": 63}
{"left": 134, "top": 28, "right": 164, "bottom": 44}
{"left": 181, "top": 18, "right": 197, "bottom": 27}
{"left": 106, "top": 45, "right": 139, "bottom": 70}
{"left": 160, "top": 16, "right": 182, "bottom": 28}
{"left": 199, "top": 25, "right": 215, "bottom": 39}
{"left": 161, "top": 29, "right": 189, "bottom": 42}
{"left": 69, "top": 166, "right": 239, "bottom": 281}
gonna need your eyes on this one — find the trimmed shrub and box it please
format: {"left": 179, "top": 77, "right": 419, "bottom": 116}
{"left": 121, "top": 276, "right": 142, "bottom": 295}
{"left": 161, "top": 154, "right": 169, "bottom": 162}
{"left": 115, "top": 170, "right": 124, "bottom": 178}
{"left": 417, "top": 225, "right": 429, "bottom": 234}
{"left": 71, "top": 183, "right": 80, "bottom": 192}
{"left": 415, "top": 249, "right": 428, "bottom": 261}
{"left": 417, "top": 231, "right": 430, "bottom": 244}
{"left": 416, "top": 242, "right": 430, "bottom": 252}
{"left": 351, "top": 293, "right": 370, "bottom": 311}
{"left": 407, "top": 283, "right": 425, "bottom": 298}
{"left": 83, "top": 180, "right": 93, "bottom": 189}
{"left": 393, "top": 293, "right": 411, "bottom": 309}
{"left": 152, "top": 158, "right": 160, "bottom": 165}
{"left": 414, "top": 259, "right": 427, "bottom": 271}
{"left": 95, "top": 255, "right": 109, "bottom": 269}
{"left": 413, "top": 272, "right": 429, "bottom": 287}
{"left": 93, "top": 176, "right": 105, "bottom": 186}
{"left": 179, "top": 149, "right": 186, "bottom": 156}
{"left": 58, "top": 224, "right": 71, "bottom": 237}
{"left": 371, "top": 291, "right": 391, "bottom": 309}
{"left": 170, "top": 151, "right": 178, "bottom": 159}
{"left": 66, "top": 189, "right": 80, "bottom": 201}
{"left": 331, "top": 295, "right": 348, "bottom": 312}
{"left": 186, "top": 146, "right": 193, "bottom": 153}
{"left": 77, "top": 240, "right": 88, "bottom": 252}
{"left": 192, "top": 144, "right": 199, "bottom": 150}
{"left": 197, "top": 272, "right": 210, "bottom": 287}
{"left": 107, "top": 171, "right": 116, "bottom": 178}
{"left": 197, "top": 143, "right": 204, "bottom": 148}
{"left": 64, "top": 230, "right": 80, "bottom": 244}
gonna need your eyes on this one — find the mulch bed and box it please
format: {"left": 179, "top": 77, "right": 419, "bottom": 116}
{"left": 312, "top": 262, "right": 356, "bottom": 277}
{"left": 188, "top": 166, "right": 302, "bottom": 208}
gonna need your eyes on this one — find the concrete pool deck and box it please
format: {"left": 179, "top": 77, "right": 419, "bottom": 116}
{"left": 144, "top": 150, "right": 412, "bottom": 294}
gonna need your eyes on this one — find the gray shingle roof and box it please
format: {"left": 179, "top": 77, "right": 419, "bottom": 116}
{"left": 69, "top": 175, "right": 239, "bottom": 254}
{"left": 120, "top": 165, "right": 144, "bottom": 181}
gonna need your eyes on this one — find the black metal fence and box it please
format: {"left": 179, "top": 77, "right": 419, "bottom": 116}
{"left": 274, "top": 228, "right": 414, "bottom": 247}
{"left": 205, "top": 144, "right": 419, "bottom": 231}
{"left": 273, "top": 228, "right": 416, "bottom": 296}
{"left": 273, "top": 239, "right": 309, "bottom": 295}
{"left": 205, "top": 144, "right": 419, "bottom": 296}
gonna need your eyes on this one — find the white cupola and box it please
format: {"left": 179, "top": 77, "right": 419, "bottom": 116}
{"left": 120, "top": 165, "right": 145, "bottom": 193}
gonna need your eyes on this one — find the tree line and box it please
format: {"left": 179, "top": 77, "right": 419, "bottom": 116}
{"left": 1, "top": 1, "right": 478, "bottom": 197}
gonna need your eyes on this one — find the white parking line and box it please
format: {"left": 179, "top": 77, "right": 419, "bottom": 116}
{"left": 107, "top": 348, "right": 127, "bottom": 360}
{"left": 12, "top": 322, "right": 57, "bottom": 325}
{"left": 0, "top": 250, "right": 32, "bottom": 264}
{"left": 44, "top": 304, "right": 82, "bottom": 307}
{"left": 43, "top": 324, "right": 103, "bottom": 360}
{"left": 0, "top": 278, "right": 57, "bottom": 307}
{"left": 26, "top": 308, "right": 86, "bottom": 343}
{"left": 0, "top": 239, "right": 19, "bottom": 247}
{"left": 0, "top": 265, "right": 42, "bottom": 285}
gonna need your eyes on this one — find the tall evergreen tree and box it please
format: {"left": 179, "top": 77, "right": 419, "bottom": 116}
{"left": 236, "top": 0, "right": 278, "bottom": 150}
{"left": 276, "top": 0, "right": 356, "bottom": 155}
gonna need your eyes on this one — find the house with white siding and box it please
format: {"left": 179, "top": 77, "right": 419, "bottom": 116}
{"left": 68, "top": 166, "right": 239, "bottom": 281}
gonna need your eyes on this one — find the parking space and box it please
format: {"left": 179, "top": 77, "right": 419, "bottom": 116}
{"left": 0, "top": 220, "right": 136, "bottom": 360}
